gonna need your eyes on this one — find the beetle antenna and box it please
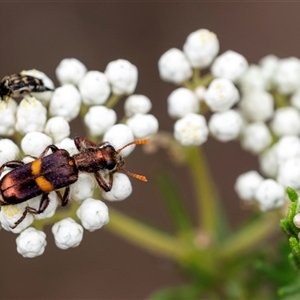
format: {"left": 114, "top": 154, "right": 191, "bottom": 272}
{"left": 117, "top": 138, "right": 149, "bottom": 154}
{"left": 120, "top": 168, "right": 148, "bottom": 182}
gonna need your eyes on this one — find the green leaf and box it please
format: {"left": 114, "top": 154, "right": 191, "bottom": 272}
{"left": 278, "top": 278, "right": 300, "bottom": 299}
{"left": 289, "top": 237, "right": 300, "bottom": 271}
{"left": 286, "top": 187, "right": 299, "bottom": 203}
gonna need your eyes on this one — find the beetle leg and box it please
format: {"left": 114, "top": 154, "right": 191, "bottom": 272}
{"left": 74, "top": 136, "right": 97, "bottom": 151}
{"left": 55, "top": 187, "right": 70, "bottom": 207}
{"left": 39, "top": 144, "right": 59, "bottom": 158}
{"left": 10, "top": 193, "right": 50, "bottom": 229}
{"left": 0, "top": 160, "right": 24, "bottom": 177}
{"left": 94, "top": 172, "right": 113, "bottom": 192}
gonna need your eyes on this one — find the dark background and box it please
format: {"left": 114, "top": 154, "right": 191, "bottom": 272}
{"left": 0, "top": 1, "right": 299, "bottom": 299}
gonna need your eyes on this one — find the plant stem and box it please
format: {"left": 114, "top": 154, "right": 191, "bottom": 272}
{"left": 105, "top": 207, "right": 189, "bottom": 259}
{"left": 106, "top": 94, "right": 122, "bottom": 109}
{"left": 185, "top": 146, "right": 220, "bottom": 237}
{"left": 218, "top": 212, "right": 279, "bottom": 260}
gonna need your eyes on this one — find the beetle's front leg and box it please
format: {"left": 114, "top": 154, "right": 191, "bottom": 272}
{"left": 94, "top": 172, "right": 113, "bottom": 192}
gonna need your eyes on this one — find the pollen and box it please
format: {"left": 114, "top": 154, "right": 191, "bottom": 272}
{"left": 2, "top": 205, "right": 21, "bottom": 217}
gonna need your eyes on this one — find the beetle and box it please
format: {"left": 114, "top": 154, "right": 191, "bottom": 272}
{"left": 0, "top": 73, "right": 54, "bottom": 102}
{"left": 0, "top": 137, "right": 148, "bottom": 228}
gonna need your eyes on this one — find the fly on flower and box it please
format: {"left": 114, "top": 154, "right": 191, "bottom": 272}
{"left": 0, "top": 73, "right": 54, "bottom": 102}
{"left": 0, "top": 137, "right": 148, "bottom": 228}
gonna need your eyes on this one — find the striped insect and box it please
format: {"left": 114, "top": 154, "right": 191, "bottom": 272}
{"left": 0, "top": 73, "right": 53, "bottom": 102}
{"left": 0, "top": 137, "right": 148, "bottom": 228}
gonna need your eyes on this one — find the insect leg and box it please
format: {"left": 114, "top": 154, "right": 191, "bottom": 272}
{"left": 55, "top": 187, "right": 71, "bottom": 207}
{"left": 94, "top": 172, "right": 113, "bottom": 192}
{"left": 38, "top": 144, "right": 59, "bottom": 158}
{"left": 10, "top": 193, "right": 50, "bottom": 229}
{"left": 0, "top": 160, "right": 24, "bottom": 177}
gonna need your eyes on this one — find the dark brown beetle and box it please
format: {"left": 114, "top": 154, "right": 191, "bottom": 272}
{"left": 0, "top": 137, "right": 148, "bottom": 228}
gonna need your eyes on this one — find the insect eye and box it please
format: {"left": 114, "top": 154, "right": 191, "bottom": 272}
{"left": 106, "top": 160, "right": 116, "bottom": 170}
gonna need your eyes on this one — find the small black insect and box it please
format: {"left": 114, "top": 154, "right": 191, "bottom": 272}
{"left": 0, "top": 73, "right": 54, "bottom": 102}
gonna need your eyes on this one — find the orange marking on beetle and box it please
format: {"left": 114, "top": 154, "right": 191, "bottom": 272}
{"left": 31, "top": 159, "right": 42, "bottom": 175}
{"left": 35, "top": 176, "right": 54, "bottom": 192}
{"left": 68, "top": 159, "right": 74, "bottom": 166}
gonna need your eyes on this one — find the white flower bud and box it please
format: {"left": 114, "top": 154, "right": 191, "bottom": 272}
{"left": 105, "top": 59, "right": 138, "bottom": 95}
{"left": 259, "top": 147, "right": 278, "bottom": 178}
{"left": 58, "top": 138, "right": 79, "bottom": 156}
{"left": 0, "top": 202, "right": 34, "bottom": 233}
{"left": 270, "top": 107, "right": 300, "bottom": 137}
{"left": 174, "top": 113, "right": 208, "bottom": 146}
{"left": 56, "top": 58, "right": 87, "bottom": 85}
{"left": 167, "top": 87, "right": 199, "bottom": 118}
{"left": 103, "top": 173, "right": 132, "bottom": 201}
{"left": 103, "top": 124, "right": 135, "bottom": 157}
{"left": 124, "top": 94, "right": 152, "bottom": 117}
{"left": 274, "top": 135, "right": 300, "bottom": 165}
{"left": 239, "top": 65, "right": 268, "bottom": 93}
{"left": 273, "top": 57, "right": 300, "bottom": 95}
{"left": 239, "top": 90, "right": 274, "bottom": 122}
{"left": 241, "top": 122, "right": 272, "bottom": 154}
{"left": 234, "top": 170, "right": 264, "bottom": 201}
{"left": 21, "top": 132, "right": 52, "bottom": 157}
{"left": 0, "top": 100, "right": 17, "bottom": 136}
{"left": 77, "top": 198, "right": 109, "bottom": 232}
{"left": 183, "top": 29, "right": 219, "bottom": 68}
{"left": 44, "top": 116, "right": 70, "bottom": 143}
{"left": 211, "top": 50, "right": 248, "bottom": 82}
{"left": 21, "top": 69, "right": 55, "bottom": 104}
{"left": 126, "top": 113, "right": 159, "bottom": 138}
{"left": 78, "top": 71, "right": 111, "bottom": 105}
{"left": 0, "top": 139, "right": 20, "bottom": 165}
{"left": 158, "top": 48, "right": 192, "bottom": 84}
{"left": 293, "top": 213, "right": 300, "bottom": 228}
{"left": 49, "top": 84, "right": 81, "bottom": 122}
{"left": 70, "top": 173, "right": 95, "bottom": 202}
{"left": 254, "top": 179, "right": 285, "bottom": 211}
{"left": 258, "top": 55, "right": 279, "bottom": 88}
{"left": 15, "top": 97, "right": 47, "bottom": 135}
{"left": 209, "top": 110, "right": 243, "bottom": 142}
{"left": 204, "top": 78, "right": 239, "bottom": 112}
{"left": 84, "top": 106, "right": 116, "bottom": 136}
{"left": 277, "top": 157, "right": 300, "bottom": 189}
{"left": 52, "top": 218, "right": 83, "bottom": 250}
{"left": 16, "top": 227, "right": 47, "bottom": 258}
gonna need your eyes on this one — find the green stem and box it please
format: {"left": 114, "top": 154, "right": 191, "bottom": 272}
{"left": 105, "top": 207, "right": 189, "bottom": 259}
{"left": 218, "top": 212, "right": 279, "bottom": 260}
{"left": 185, "top": 146, "right": 220, "bottom": 236}
{"left": 106, "top": 94, "right": 122, "bottom": 109}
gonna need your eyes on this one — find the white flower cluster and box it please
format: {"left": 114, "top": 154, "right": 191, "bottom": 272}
{"left": 158, "top": 28, "right": 248, "bottom": 146}
{"left": 0, "top": 57, "right": 157, "bottom": 257}
{"left": 234, "top": 55, "right": 300, "bottom": 213}
{"left": 159, "top": 28, "right": 300, "bottom": 213}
